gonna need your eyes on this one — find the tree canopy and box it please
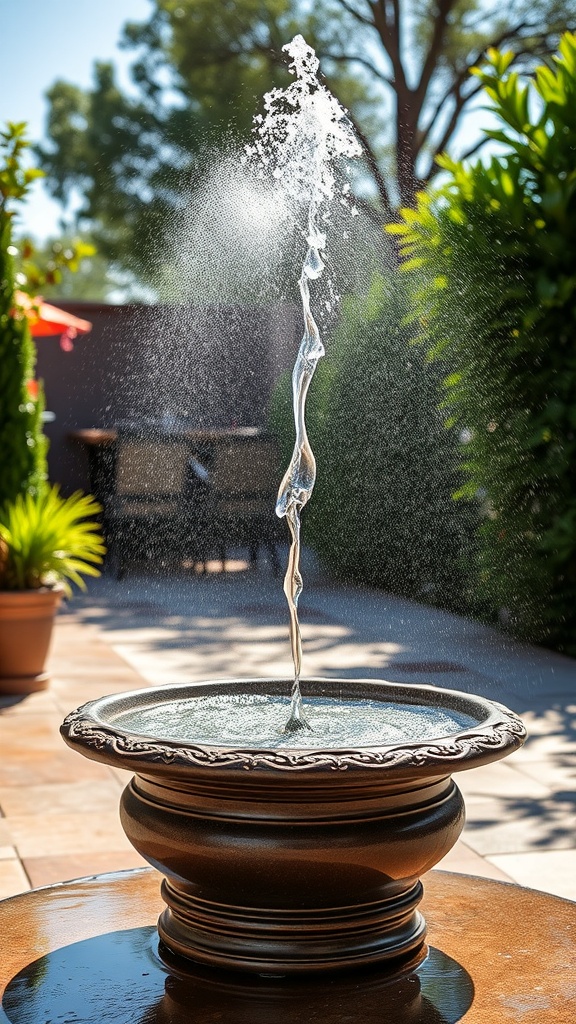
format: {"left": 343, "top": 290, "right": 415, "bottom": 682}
{"left": 37, "top": 0, "right": 575, "bottom": 286}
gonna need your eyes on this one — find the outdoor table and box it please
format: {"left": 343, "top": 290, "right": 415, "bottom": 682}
{"left": 69, "top": 425, "right": 263, "bottom": 446}
{"left": 0, "top": 868, "right": 574, "bottom": 1023}
{"left": 68, "top": 426, "right": 265, "bottom": 502}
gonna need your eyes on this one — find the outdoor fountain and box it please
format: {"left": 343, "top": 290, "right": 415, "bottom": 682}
{"left": 60, "top": 35, "right": 526, "bottom": 984}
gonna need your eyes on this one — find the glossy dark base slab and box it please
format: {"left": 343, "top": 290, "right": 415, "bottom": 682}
{"left": 1, "top": 870, "right": 576, "bottom": 1024}
{"left": 3, "top": 926, "right": 471, "bottom": 1024}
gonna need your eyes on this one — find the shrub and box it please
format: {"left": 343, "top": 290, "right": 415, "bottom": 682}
{"left": 269, "top": 274, "right": 473, "bottom": 606}
{"left": 0, "top": 123, "right": 47, "bottom": 507}
{"left": 390, "top": 34, "right": 576, "bottom": 650}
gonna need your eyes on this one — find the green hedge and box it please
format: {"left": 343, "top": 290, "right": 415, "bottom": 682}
{"left": 0, "top": 124, "right": 47, "bottom": 509}
{"left": 390, "top": 34, "right": 576, "bottom": 651}
{"left": 269, "top": 274, "right": 473, "bottom": 606}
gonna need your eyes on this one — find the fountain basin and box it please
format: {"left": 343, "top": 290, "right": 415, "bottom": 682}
{"left": 60, "top": 677, "right": 526, "bottom": 974}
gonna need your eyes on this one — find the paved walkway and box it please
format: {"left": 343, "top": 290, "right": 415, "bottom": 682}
{"left": 1, "top": 551, "right": 575, "bottom": 901}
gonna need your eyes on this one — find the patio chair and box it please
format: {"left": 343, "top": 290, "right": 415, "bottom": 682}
{"left": 103, "top": 435, "right": 200, "bottom": 577}
{"left": 191, "top": 435, "right": 286, "bottom": 572}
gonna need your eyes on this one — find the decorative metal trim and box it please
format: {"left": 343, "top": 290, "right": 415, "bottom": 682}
{"left": 61, "top": 705, "right": 526, "bottom": 773}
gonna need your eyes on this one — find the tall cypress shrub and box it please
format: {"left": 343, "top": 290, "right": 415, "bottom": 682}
{"left": 391, "top": 34, "right": 576, "bottom": 651}
{"left": 0, "top": 124, "right": 47, "bottom": 508}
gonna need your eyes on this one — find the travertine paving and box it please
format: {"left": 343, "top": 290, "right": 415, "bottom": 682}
{"left": 1, "top": 552, "right": 575, "bottom": 902}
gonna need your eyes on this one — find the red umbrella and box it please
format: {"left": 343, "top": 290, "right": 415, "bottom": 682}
{"left": 15, "top": 291, "right": 92, "bottom": 351}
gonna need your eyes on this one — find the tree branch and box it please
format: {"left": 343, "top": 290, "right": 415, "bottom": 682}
{"left": 414, "top": 0, "right": 460, "bottom": 113}
{"left": 416, "top": 20, "right": 546, "bottom": 154}
{"left": 455, "top": 135, "right": 489, "bottom": 163}
{"left": 334, "top": 0, "right": 375, "bottom": 28}
{"left": 419, "top": 78, "right": 484, "bottom": 162}
{"left": 416, "top": 81, "right": 465, "bottom": 153}
{"left": 345, "top": 108, "right": 394, "bottom": 218}
{"left": 320, "top": 50, "right": 393, "bottom": 86}
{"left": 422, "top": 85, "right": 476, "bottom": 179}
{"left": 420, "top": 27, "right": 564, "bottom": 179}
{"left": 371, "top": 0, "right": 407, "bottom": 91}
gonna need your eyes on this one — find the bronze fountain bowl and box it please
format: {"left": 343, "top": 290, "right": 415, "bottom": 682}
{"left": 60, "top": 677, "right": 526, "bottom": 975}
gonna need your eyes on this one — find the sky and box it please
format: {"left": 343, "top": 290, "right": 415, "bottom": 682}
{"left": 0, "top": 0, "right": 152, "bottom": 238}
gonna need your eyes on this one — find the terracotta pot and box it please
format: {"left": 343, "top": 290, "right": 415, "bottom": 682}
{"left": 61, "top": 678, "right": 526, "bottom": 974}
{"left": 0, "top": 589, "right": 63, "bottom": 694}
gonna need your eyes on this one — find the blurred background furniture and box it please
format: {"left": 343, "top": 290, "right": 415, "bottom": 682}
{"left": 71, "top": 427, "right": 286, "bottom": 576}
{"left": 102, "top": 434, "right": 198, "bottom": 578}
{"left": 190, "top": 433, "right": 285, "bottom": 573}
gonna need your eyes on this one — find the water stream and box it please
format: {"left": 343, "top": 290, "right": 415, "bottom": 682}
{"left": 248, "top": 36, "right": 361, "bottom": 732}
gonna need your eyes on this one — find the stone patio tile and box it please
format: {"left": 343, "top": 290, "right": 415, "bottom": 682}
{"left": 509, "top": 708, "right": 576, "bottom": 763}
{"left": 511, "top": 758, "right": 576, "bottom": 790}
{"left": 0, "top": 821, "right": 14, "bottom": 846}
{"left": 462, "top": 796, "right": 576, "bottom": 855}
{"left": 508, "top": 692, "right": 576, "bottom": 712}
{"left": 0, "top": 859, "right": 30, "bottom": 900}
{"left": 50, "top": 641, "right": 143, "bottom": 669}
{"left": 455, "top": 760, "right": 550, "bottom": 804}
{"left": 51, "top": 631, "right": 127, "bottom": 654}
{"left": 0, "top": 780, "right": 122, "bottom": 818}
{"left": 24, "top": 849, "right": 147, "bottom": 889}
{"left": 52, "top": 660, "right": 144, "bottom": 680}
{"left": 51, "top": 647, "right": 142, "bottom": 670}
{"left": 430, "top": 839, "right": 513, "bottom": 882}
{"left": 50, "top": 641, "right": 115, "bottom": 662}
{"left": 5, "top": 811, "right": 133, "bottom": 859}
{"left": 54, "top": 677, "right": 150, "bottom": 716}
{"left": 0, "top": 750, "right": 112, "bottom": 788}
{"left": 487, "top": 849, "right": 576, "bottom": 902}
{"left": 0, "top": 712, "right": 68, "bottom": 751}
{"left": 0, "top": 690, "right": 59, "bottom": 716}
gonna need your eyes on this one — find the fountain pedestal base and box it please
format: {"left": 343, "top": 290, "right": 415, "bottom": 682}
{"left": 158, "top": 878, "right": 427, "bottom": 973}
{"left": 120, "top": 767, "right": 463, "bottom": 973}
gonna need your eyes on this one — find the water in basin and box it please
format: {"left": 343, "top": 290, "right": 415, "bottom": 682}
{"left": 114, "top": 694, "right": 477, "bottom": 749}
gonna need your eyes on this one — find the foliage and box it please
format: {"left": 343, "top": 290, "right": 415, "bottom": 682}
{"left": 0, "top": 486, "right": 105, "bottom": 595}
{"left": 13, "top": 235, "right": 96, "bottom": 296}
{"left": 13, "top": 233, "right": 141, "bottom": 302}
{"left": 1, "top": 122, "right": 101, "bottom": 510}
{"left": 269, "top": 274, "right": 473, "bottom": 604}
{"left": 0, "top": 123, "right": 47, "bottom": 508}
{"left": 389, "top": 33, "right": 576, "bottom": 650}
{"left": 36, "top": 0, "right": 574, "bottom": 286}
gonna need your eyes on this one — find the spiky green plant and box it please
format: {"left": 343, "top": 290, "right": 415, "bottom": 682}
{"left": 0, "top": 486, "right": 105, "bottom": 595}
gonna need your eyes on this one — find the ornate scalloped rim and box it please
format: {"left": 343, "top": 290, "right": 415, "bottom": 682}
{"left": 61, "top": 703, "right": 526, "bottom": 773}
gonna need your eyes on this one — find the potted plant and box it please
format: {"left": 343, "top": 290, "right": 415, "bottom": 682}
{"left": 0, "top": 486, "right": 105, "bottom": 694}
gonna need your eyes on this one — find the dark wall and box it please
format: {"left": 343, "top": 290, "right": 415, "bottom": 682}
{"left": 35, "top": 301, "right": 300, "bottom": 494}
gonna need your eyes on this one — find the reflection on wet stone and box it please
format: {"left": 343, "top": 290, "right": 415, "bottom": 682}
{"left": 2, "top": 928, "right": 474, "bottom": 1024}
